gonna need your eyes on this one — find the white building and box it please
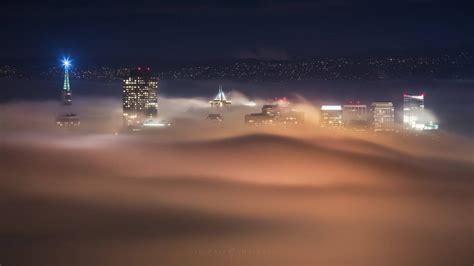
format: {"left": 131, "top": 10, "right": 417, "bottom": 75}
{"left": 371, "top": 102, "right": 395, "bottom": 132}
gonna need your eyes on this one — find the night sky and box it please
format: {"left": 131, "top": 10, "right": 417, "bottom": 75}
{"left": 2, "top": 0, "right": 473, "bottom": 67}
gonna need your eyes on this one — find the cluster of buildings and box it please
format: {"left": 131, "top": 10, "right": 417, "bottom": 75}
{"left": 319, "top": 95, "right": 438, "bottom": 132}
{"left": 55, "top": 61, "right": 439, "bottom": 133}
{"left": 320, "top": 103, "right": 393, "bottom": 131}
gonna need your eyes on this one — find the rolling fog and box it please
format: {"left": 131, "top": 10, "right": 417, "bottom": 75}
{"left": 0, "top": 85, "right": 473, "bottom": 265}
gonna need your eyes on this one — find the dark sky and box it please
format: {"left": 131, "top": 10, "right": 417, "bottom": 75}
{"left": 1, "top": 0, "right": 473, "bottom": 66}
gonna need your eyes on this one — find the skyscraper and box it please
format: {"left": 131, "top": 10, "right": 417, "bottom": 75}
{"left": 320, "top": 105, "right": 343, "bottom": 128}
{"left": 56, "top": 57, "right": 80, "bottom": 127}
{"left": 403, "top": 93, "right": 439, "bottom": 131}
{"left": 403, "top": 94, "right": 424, "bottom": 129}
{"left": 342, "top": 104, "right": 368, "bottom": 129}
{"left": 122, "top": 67, "right": 158, "bottom": 128}
{"left": 371, "top": 102, "right": 395, "bottom": 132}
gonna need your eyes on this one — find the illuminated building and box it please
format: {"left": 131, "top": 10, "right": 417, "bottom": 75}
{"left": 422, "top": 121, "right": 439, "bottom": 131}
{"left": 245, "top": 105, "right": 278, "bottom": 126}
{"left": 403, "top": 93, "right": 439, "bottom": 131}
{"left": 122, "top": 67, "right": 158, "bottom": 128}
{"left": 342, "top": 104, "right": 369, "bottom": 129}
{"left": 56, "top": 57, "right": 80, "bottom": 127}
{"left": 403, "top": 94, "right": 424, "bottom": 129}
{"left": 371, "top": 102, "right": 395, "bottom": 132}
{"left": 245, "top": 101, "right": 304, "bottom": 126}
{"left": 262, "top": 104, "right": 279, "bottom": 116}
{"left": 56, "top": 113, "right": 81, "bottom": 127}
{"left": 142, "top": 119, "right": 171, "bottom": 128}
{"left": 320, "top": 105, "right": 343, "bottom": 128}
{"left": 209, "top": 85, "right": 231, "bottom": 107}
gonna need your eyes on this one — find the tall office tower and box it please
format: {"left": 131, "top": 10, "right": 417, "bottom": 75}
{"left": 342, "top": 104, "right": 368, "bottom": 129}
{"left": 320, "top": 105, "right": 343, "bottom": 128}
{"left": 371, "top": 102, "right": 395, "bottom": 132}
{"left": 209, "top": 85, "right": 231, "bottom": 107}
{"left": 403, "top": 93, "right": 439, "bottom": 131}
{"left": 56, "top": 57, "right": 80, "bottom": 127}
{"left": 122, "top": 67, "right": 158, "bottom": 128}
{"left": 403, "top": 93, "right": 425, "bottom": 130}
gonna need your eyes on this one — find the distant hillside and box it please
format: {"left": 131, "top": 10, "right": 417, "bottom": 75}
{"left": 2, "top": 51, "right": 473, "bottom": 81}
{"left": 157, "top": 51, "right": 473, "bottom": 81}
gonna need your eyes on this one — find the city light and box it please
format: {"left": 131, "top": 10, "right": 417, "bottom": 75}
{"left": 62, "top": 57, "right": 72, "bottom": 69}
{"left": 321, "top": 105, "right": 342, "bottom": 111}
{"left": 402, "top": 93, "right": 438, "bottom": 131}
{"left": 122, "top": 68, "right": 159, "bottom": 129}
{"left": 143, "top": 119, "right": 171, "bottom": 127}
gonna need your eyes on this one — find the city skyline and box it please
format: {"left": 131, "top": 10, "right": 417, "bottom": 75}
{"left": 4, "top": 56, "right": 466, "bottom": 133}
{"left": 116, "top": 64, "right": 438, "bottom": 132}
{"left": 1, "top": 1, "right": 472, "bottom": 265}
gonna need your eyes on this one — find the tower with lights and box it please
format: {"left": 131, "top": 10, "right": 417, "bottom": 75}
{"left": 61, "top": 58, "right": 72, "bottom": 105}
{"left": 56, "top": 57, "right": 80, "bottom": 127}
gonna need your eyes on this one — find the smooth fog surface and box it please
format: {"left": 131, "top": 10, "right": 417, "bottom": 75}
{"left": 0, "top": 91, "right": 473, "bottom": 266}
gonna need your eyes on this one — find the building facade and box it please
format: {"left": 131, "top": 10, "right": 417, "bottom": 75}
{"left": 320, "top": 105, "right": 343, "bottom": 128}
{"left": 122, "top": 68, "right": 158, "bottom": 128}
{"left": 403, "top": 93, "right": 439, "bottom": 131}
{"left": 371, "top": 102, "right": 395, "bottom": 132}
{"left": 342, "top": 104, "right": 368, "bottom": 129}
{"left": 403, "top": 94, "right": 424, "bottom": 129}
